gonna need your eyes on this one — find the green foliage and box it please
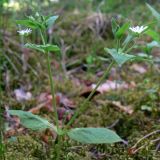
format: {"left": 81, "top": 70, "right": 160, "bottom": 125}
{"left": 16, "top": 19, "right": 42, "bottom": 29}
{"left": 25, "top": 43, "right": 60, "bottom": 53}
{"left": 105, "top": 48, "right": 152, "bottom": 66}
{"left": 111, "top": 18, "right": 119, "bottom": 37}
{"left": 8, "top": 110, "right": 57, "bottom": 132}
{"left": 145, "top": 29, "right": 160, "bottom": 42}
{"left": 115, "top": 21, "right": 130, "bottom": 39}
{"left": 46, "top": 15, "right": 59, "bottom": 29}
{"left": 105, "top": 48, "right": 135, "bottom": 66}
{"left": 142, "top": 41, "right": 160, "bottom": 53}
{"left": 146, "top": 3, "right": 160, "bottom": 22}
{"left": 16, "top": 14, "right": 59, "bottom": 30}
{"left": 68, "top": 127, "right": 123, "bottom": 144}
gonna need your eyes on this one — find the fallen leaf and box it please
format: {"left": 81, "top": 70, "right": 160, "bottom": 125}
{"left": 131, "top": 64, "right": 147, "bottom": 74}
{"left": 97, "top": 100, "right": 134, "bottom": 115}
{"left": 92, "top": 80, "right": 129, "bottom": 94}
{"left": 110, "top": 101, "right": 134, "bottom": 115}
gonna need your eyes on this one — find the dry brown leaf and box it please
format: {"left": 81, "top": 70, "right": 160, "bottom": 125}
{"left": 97, "top": 100, "right": 134, "bottom": 115}
{"left": 131, "top": 64, "right": 147, "bottom": 74}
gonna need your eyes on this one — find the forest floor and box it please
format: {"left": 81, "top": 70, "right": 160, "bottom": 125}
{"left": 1, "top": 1, "right": 160, "bottom": 160}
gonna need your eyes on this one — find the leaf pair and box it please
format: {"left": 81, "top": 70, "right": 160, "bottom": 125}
{"left": 16, "top": 15, "right": 59, "bottom": 30}
{"left": 9, "top": 110, "right": 123, "bottom": 144}
{"left": 16, "top": 19, "right": 42, "bottom": 29}
{"left": 105, "top": 48, "right": 152, "bottom": 66}
{"left": 111, "top": 18, "right": 130, "bottom": 39}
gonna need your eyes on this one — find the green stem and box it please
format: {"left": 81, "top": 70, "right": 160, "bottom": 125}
{"left": 55, "top": 135, "right": 62, "bottom": 160}
{"left": 125, "top": 42, "right": 136, "bottom": 54}
{"left": 66, "top": 61, "right": 115, "bottom": 127}
{"left": 46, "top": 52, "right": 59, "bottom": 130}
{"left": 40, "top": 29, "right": 59, "bottom": 130}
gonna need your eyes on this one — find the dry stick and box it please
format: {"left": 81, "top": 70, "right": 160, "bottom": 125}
{"left": 132, "top": 130, "right": 160, "bottom": 149}
{"left": 131, "top": 137, "right": 160, "bottom": 154}
{"left": 66, "top": 61, "right": 115, "bottom": 127}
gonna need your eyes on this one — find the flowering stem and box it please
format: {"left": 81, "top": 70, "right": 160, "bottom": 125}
{"left": 39, "top": 29, "right": 59, "bottom": 130}
{"left": 40, "top": 29, "right": 61, "bottom": 159}
{"left": 46, "top": 52, "right": 59, "bottom": 129}
{"left": 66, "top": 61, "right": 115, "bottom": 127}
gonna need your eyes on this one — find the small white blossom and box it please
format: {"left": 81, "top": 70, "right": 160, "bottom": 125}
{"left": 129, "top": 26, "right": 148, "bottom": 34}
{"left": 17, "top": 28, "right": 32, "bottom": 36}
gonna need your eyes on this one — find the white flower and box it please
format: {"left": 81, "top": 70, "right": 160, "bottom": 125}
{"left": 17, "top": 28, "right": 32, "bottom": 36}
{"left": 129, "top": 26, "right": 148, "bottom": 34}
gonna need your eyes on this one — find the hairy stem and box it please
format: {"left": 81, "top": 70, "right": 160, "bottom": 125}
{"left": 40, "top": 29, "right": 59, "bottom": 129}
{"left": 46, "top": 52, "right": 59, "bottom": 129}
{"left": 66, "top": 61, "right": 115, "bottom": 127}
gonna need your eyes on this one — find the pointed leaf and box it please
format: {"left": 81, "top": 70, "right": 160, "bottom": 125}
{"left": 145, "top": 29, "right": 160, "bottom": 41}
{"left": 111, "top": 18, "right": 119, "bottom": 36}
{"left": 8, "top": 110, "right": 57, "bottom": 132}
{"left": 115, "top": 22, "right": 130, "bottom": 38}
{"left": 25, "top": 43, "right": 45, "bottom": 53}
{"left": 68, "top": 127, "right": 123, "bottom": 144}
{"left": 25, "top": 43, "right": 60, "bottom": 53}
{"left": 16, "top": 20, "right": 42, "bottom": 29}
{"left": 105, "top": 48, "right": 135, "bottom": 66}
{"left": 46, "top": 15, "right": 59, "bottom": 28}
{"left": 44, "top": 44, "right": 60, "bottom": 52}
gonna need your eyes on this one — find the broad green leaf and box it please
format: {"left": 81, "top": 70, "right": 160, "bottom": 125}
{"left": 105, "top": 48, "right": 135, "bottom": 66}
{"left": 146, "top": 3, "right": 160, "bottom": 22}
{"left": 111, "top": 18, "right": 119, "bottom": 36}
{"left": 25, "top": 43, "right": 60, "bottom": 53}
{"left": 115, "top": 22, "right": 130, "bottom": 38}
{"left": 145, "top": 29, "right": 160, "bottom": 41}
{"left": 8, "top": 110, "right": 57, "bottom": 132}
{"left": 16, "top": 20, "right": 42, "bottom": 29}
{"left": 46, "top": 15, "right": 59, "bottom": 28}
{"left": 68, "top": 127, "right": 123, "bottom": 144}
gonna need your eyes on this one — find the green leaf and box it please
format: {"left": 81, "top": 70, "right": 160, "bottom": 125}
{"left": 147, "top": 41, "right": 160, "bottom": 49}
{"left": 115, "top": 22, "right": 130, "bottom": 38}
{"left": 68, "top": 127, "right": 123, "bottom": 144}
{"left": 8, "top": 110, "right": 57, "bottom": 132}
{"left": 25, "top": 43, "right": 60, "bottom": 53}
{"left": 111, "top": 18, "right": 119, "bottom": 36}
{"left": 145, "top": 29, "right": 160, "bottom": 41}
{"left": 46, "top": 15, "right": 59, "bottom": 28}
{"left": 16, "top": 20, "right": 42, "bottom": 29}
{"left": 105, "top": 48, "right": 135, "bottom": 66}
{"left": 146, "top": 3, "right": 160, "bottom": 22}
{"left": 44, "top": 44, "right": 60, "bottom": 52}
{"left": 25, "top": 43, "right": 45, "bottom": 53}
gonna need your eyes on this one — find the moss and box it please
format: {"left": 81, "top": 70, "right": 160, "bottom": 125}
{"left": 5, "top": 135, "right": 47, "bottom": 160}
